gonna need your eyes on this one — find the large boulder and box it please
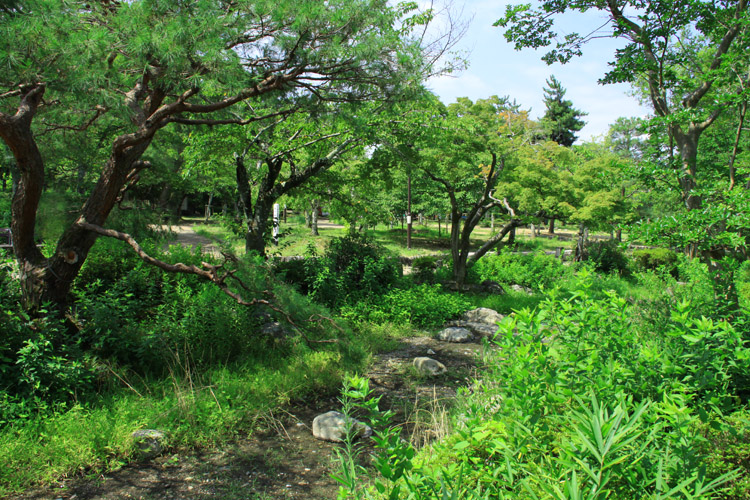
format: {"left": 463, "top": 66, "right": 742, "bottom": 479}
{"left": 461, "top": 307, "right": 504, "bottom": 325}
{"left": 412, "top": 357, "right": 447, "bottom": 376}
{"left": 447, "top": 321, "right": 498, "bottom": 338}
{"left": 437, "top": 327, "right": 473, "bottom": 343}
{"left": 132, "top": 429, "right": 166, "bottom": 459}
{"left": 312, "top": 411, "right": 372, "bottom": 443}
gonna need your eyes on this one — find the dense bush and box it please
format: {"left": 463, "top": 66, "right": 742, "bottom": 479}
{"left": 470, "top": 250, "right": 566, "bottom": 289}
{"left": 410, "top": 255, "right": 439, "bottom": 284}
{"left": 346, "top": 270, "right": 750, "bottom": 499}
{"left": 583, "top": 238, "right": 630, "bottom": 275}
{"left": 1, "top": 237, "right": 336, "bottom": 425}
{"left": 340, "top": 284, "right": 471, "bottom": 328}
{"left": 301, "top": 234, "right": 402, "bottom": 309}
{"left": 632, "top": 247, "right": 679, "bottom": 277}
{"left": 1, "top": 256, "right": 96, "bottom": 424}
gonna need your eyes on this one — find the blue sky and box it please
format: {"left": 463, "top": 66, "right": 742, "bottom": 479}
{"left": 425, "top": 0, "right": 652, "bottom": 142}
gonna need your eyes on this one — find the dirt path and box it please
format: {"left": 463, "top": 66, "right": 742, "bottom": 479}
{"left": 160, "top": 223, "right": 222, "bottom": 258}
{"left": 15, "top": 335, "right": 488, "bottom": 500}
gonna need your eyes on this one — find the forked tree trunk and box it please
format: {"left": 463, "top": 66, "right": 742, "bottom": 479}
{"left": 1, "top": 85, "right": 157, "bottom": 311}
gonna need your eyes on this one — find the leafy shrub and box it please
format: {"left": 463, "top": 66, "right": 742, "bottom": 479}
{"left": 0, "top": 193, "right": 10, "bottom": 228}
{"left": 411, "top": 256, "right": 439, "bottom": 284}
{"left": 272, "top": 258, "right": 309, "bottom": 292}
{"left": 698, "top": 408, "right": 750, "bottom": 500}
{"left": 470, "top": 250, "right": 566, "bottom": 288}
{"left": 583, "top": 238, "right": 630, "bottom": 275}
{"left": 358, "top": 271, "right": 750, "bottom": 499}
{"left": 632, "top": 247, "right": 679, "bottom": 277}
{"left": 1, "top": 270, "right": 96, "bottom": 423}
{"left": 305, "top": 234, "right": 401, "bottom": 309}
{"left": 340, "top": 284, "right": 470, "bottom": 328}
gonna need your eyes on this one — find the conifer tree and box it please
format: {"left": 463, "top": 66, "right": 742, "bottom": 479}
{"left": 539, "top": 75, "right": 586, "bottom": 147}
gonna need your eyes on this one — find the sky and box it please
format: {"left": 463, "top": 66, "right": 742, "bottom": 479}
{"left": 425, "top": 0, "right": 652, "bottom": 143}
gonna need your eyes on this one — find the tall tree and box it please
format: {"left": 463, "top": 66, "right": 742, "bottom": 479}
{"left": 539, "top": 75, "right": 586, "bottom": 147}
{"left": 0, "top": 0, "right": 431, "bottom": 311}
{"left": 497, "top": 0, "right": 750, "bottom": 210}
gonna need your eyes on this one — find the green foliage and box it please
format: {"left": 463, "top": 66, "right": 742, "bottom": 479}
{"left": 698, "top": 409, "right": 750, "bottom": 500}
{"left": 632, "top": 248, "right": 680, "bottom": 277}
{"left": 470, "top": 250, "right": 566, "bottom": 289}
{"left": 737, "top": 261, "right": 750, "bottom": 312}
{"left": 0, "top": 192, "right": 10, "bottom": 228}
{"left": 358, "top": 270, "right": 750, "bottom": 499}
{"left": 411, "top": 255, "right": 440, "bottom": 284}
{"left": 303, "top": 234, "right": 402, "bottom": 309}
{"left": 583, "top": 239, "right": 630, "bottom": 275}
{"left": 1, "top": 255, "right": 96, "bottom": 424}
{"left": 340, "top": 284, "right": 470, "bottom": 328}
{"left": 539, "top": 75, "right": 586, "bottom": 147}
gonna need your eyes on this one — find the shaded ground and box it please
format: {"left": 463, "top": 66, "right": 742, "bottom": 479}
{"left": 160, "top": 223, "right": 221, "bottom": 257}
{"left": 14, "top": 335, "right": 491, "bottom": 500}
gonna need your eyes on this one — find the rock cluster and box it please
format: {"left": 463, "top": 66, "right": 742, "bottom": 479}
{"left": 312, "top": 307, "right": 504, "bottom": 442}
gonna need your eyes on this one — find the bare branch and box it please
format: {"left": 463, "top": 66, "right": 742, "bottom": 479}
{"left": 37, "top": 105, "right": 107, "bottom": 136}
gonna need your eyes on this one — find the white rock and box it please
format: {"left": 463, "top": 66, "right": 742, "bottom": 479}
{"left": 437, "top": 327, "right": 473, "bottom": 343}
{"left": 413, "top": 357, "right": 447, "bottom": 376}
{"left": 461, "top": 307, "right": 504, "bottom": 325}
{"left": 312, "top": 411, "right": 372, "bottom": 442}
{"left": 511, "top": 284, "right": 533, "bottom": 294}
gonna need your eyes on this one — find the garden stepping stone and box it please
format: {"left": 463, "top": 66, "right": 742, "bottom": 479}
{"left": 437, "top": 327, "right": 473, "bottom": 343}
{"left": 132, "top": 429, "right": 166, "bottom": 459}
{"left": 312, "top": 411, "right": 372, "bottom": 443}
{"left": 412, "top": 357, "right": 447, "bottom": 376}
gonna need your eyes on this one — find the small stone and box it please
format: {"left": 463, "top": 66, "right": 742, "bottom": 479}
{"left": 260, "top": 321, "right": 293, "bottom": 338}
{"left": 426, "top": 348, "right": 436, "bottom": 355}
{"left": 437, "top": 327, "right": 473, "bottom": 343}
{"left": 510, "top": 284, "right": 533, "bottom": 294}
{"left": 312, "top": 411, "right": 372, "bottom": 443}
{"left": 132, "top": 429, "right": 166, "bottom": 459}
{"left": 413, "top": 357, "right": 447, "bottom": 376}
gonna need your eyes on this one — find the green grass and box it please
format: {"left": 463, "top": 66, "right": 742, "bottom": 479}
{"left": 0, "top": 348, "right": 341, "bottom": 495}
{"left": 187, "top": 217, "right": 582, "bottom": 259}
{"left": 0, "top": 310, "right": 422, "bottom": 496}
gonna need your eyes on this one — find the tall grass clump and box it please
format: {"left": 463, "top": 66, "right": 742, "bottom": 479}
{"left": 470, "top": 250, "right": 567, "bottom": 289}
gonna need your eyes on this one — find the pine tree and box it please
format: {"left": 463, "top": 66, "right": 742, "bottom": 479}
{"left": 540, "top": 75, "right": 587, "bottom": 147}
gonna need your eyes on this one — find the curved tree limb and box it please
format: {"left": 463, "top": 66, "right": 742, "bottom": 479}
{"left": 76, "top": 222, "right": 337, "bottom": 345}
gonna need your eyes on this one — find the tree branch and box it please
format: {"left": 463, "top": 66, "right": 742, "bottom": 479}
{"left": 77, "top": 221, "right": 336, "bottom": 344}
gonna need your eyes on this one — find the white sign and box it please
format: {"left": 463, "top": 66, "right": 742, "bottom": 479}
{"left": 406, "top": 215, "right": 412, "bottom": 224}
{"left": 273, "top": 203, "right": 280, "bottom": 243}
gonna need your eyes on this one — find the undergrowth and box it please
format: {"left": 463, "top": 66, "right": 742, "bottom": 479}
{"left": 334, "top": 269, "right": 750, "bottom": 499}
